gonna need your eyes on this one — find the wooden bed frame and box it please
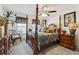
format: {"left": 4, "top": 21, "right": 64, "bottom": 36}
{"left": 26, "top": 4, "right": 61, "bottom": 55}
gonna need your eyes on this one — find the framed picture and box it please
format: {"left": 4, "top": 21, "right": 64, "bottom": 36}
{"left": 16, "top": 16, "right": 26, "bottom": 23}
{"left": 41, "top": 20, "right": 47, "bottom": 27}
{"left": 64, "top": 12, "right": 76, "bottom": 27}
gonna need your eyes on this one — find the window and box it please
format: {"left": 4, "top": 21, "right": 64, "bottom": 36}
{"left": 16, "top": 23, "right": 26, "bottom": 35}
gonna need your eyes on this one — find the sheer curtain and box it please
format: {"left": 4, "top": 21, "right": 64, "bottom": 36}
{"left": 16, "top": 23, "right": 26, "bottom": 35}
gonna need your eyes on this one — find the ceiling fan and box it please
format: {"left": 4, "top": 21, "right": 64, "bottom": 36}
{"left": 39, "top": 5, "right": 57, "bottom": 16}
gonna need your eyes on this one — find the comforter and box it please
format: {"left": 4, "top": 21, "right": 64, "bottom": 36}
{"left": 28, "top": 32, "right": 59, "bottom": 46}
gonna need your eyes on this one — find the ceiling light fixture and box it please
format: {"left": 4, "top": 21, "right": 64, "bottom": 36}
{"left": 40, "top": 12, "right": 49, "bottom": 17}
{"left": 40, "top": 5, "right": 49, "bottom": 17}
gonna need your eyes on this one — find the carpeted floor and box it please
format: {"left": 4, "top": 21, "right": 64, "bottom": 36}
{"left": 9, "top": 40, "right": 33, "bottom": 55}
{"left": 8, "top": 40, "right": 79, "bottom": 55}
{"left": 39, "top": 45, "right": 79, "bottom": 55}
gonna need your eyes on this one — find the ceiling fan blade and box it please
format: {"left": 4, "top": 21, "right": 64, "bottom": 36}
{"left": 48, "top": 11, "right": 56, "bottom": 13}
{"left": 39, "top": 13, "right": 50, "bottom": 16}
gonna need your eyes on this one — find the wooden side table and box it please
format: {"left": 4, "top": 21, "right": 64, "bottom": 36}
{"left": 60, "top": 34, "right": 76, "bottom": 50}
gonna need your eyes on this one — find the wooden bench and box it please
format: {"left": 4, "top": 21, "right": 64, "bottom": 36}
{"left": 10, "top": 35, "right": 22, "bottom": 45}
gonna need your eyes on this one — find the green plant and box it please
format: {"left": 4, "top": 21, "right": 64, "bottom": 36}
{"left": 6, "top": 10, "right": 13, "bottom": 18}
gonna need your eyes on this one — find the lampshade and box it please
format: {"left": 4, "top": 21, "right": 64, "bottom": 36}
{"left": 0, "top": 18, "right": 6, "bottom": 26}
{"left": 69, "top": 22, "right": 78, "bottom": 29}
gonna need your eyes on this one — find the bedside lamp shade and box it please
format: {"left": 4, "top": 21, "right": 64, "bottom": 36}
{"left": 69, "top": 22, "right": 78, "bottom": 29}
{"left": 0, "top": 17, "right": 6, "bottom": 38}
{"left": 0, "top": 18, "right": 6, "bottom": 26}
{"left": 69, "top": 21, "right": 78, "bottom": 35}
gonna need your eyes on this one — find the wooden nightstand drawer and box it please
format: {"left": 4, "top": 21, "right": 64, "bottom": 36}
{"left": 60, "top": 34, "right": 75, "bottom": 50}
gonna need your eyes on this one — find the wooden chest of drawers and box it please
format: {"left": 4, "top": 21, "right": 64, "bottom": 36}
{"left": 60, "top": 34, "right": 76, "bottom": 50}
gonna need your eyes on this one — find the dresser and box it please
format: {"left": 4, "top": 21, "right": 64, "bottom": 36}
{"left": 60, "top": 34, "right": 76, "bottom": 50}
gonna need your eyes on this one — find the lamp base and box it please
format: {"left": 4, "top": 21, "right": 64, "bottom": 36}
{"left": 69, "top": 29, "right": 76, "bottom": 35}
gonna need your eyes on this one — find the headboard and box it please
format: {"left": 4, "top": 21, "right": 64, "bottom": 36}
{"left": 48, "top": 23, "right": 57, "bottom": 29}
{"left": 48, "top": 23, "right": 58, "bottom": 33}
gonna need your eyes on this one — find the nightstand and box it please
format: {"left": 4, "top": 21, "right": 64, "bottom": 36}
{"left": 60, "top": 34, "right": 76, "bottom": 50}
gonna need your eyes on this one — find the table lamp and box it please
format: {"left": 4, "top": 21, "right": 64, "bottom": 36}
{"left": 0, "top": 17, "right": 6, "bottom": 37}
{"left": 69, "top": 21, "right": 78, "bottom": 35}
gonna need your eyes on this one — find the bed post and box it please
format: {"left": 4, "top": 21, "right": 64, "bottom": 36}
{"left": 59, "top": 15, "right": 61, "bottom": 31}
{"left": 33, "top": 4, "right": 39, "bottom": 54}
{"left": 35, "top": 4, "right": 38, "bottom": 40}
{"left": 26, "top": 15, "right": 28, "bottom": 42}
{"left": 59, "top": 15, "right": 61, "bottom": 42}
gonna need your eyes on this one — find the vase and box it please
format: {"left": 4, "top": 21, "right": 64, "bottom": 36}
{"left": 69, "top": 29, "right": 76, "bottom": 35}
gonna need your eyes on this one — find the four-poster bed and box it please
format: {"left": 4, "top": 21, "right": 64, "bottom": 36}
{"left": 26, "top": 4, "right": 61, "bottom": 55}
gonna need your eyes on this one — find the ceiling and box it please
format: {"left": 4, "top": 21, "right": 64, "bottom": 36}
{"left": 1, "top": 4, "right": 79, "bottom": 18}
